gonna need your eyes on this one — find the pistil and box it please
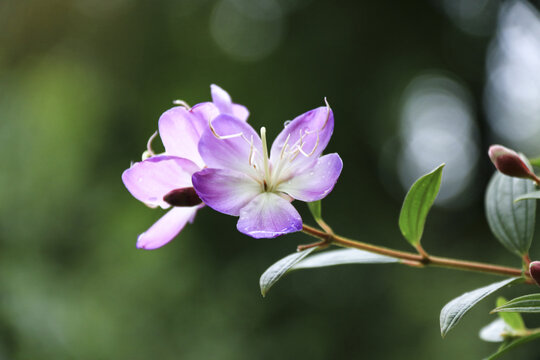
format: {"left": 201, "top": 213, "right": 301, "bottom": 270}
{"left": 260, "top": 127, "right": 272, "bottom": 191}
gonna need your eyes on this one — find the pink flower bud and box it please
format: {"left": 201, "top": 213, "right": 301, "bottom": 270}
{"left": 529, "top": 261, "right": 540, "bottom": 287}
{"left": 488, "top": 145, "right": 536, "bottom": 180}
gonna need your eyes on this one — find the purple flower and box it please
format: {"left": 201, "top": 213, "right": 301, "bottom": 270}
{"left": 122, "top": 85, "right": 248, "bottom": 249}
{"left": 192, "top": 102, "right": 343, "bottom": 238}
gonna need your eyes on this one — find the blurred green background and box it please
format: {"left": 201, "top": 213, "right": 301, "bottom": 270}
{"left": 2, "top": 0, "right": 540, "bottom": 359}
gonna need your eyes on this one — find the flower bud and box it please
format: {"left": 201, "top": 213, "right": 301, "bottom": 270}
{"left": 529, "top": 261, "right": 540, "bottom": 287}
{"left": 488, "top": 145, "right": 536, "bottom": 180}
{"left": 163, "top": 187, "right": 202, "bottom": 207}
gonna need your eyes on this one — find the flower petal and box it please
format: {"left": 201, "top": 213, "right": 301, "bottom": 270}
{"left": 211, "top": 84, "right": 234, "bottom": 114}
{"left": 192, "top": 168, "right": 261, "bottom": 216}
{"left": 137, "top": 206, "right": 199, "bottom": 250}
{"left": 232, "top": 104, "right": 249, "bottom": 122}
{"left": 158, "top": 107, "right": 206, "bottom": 167}
{"left": 277, "top": 153, "right": 343, "bottom": 202}
{"left": 237, "top": 193, "right": 302, "bottom": 238}
{"left": 191, "top": 102, "right": 249, "bottom": 126}
{"left": 198, "top": 114, "right": 262, "bottom": 174}
{"left": 270, "top": 106, "right": 334, "bottom": 171}
{"left": 122, "top": 156, "right": 199, "bottom": 208}
{"left": 190, "top": 102, "right": 218, "bottom": 133}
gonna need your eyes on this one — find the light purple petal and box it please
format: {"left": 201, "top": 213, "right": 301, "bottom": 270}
{"left": 158, "top": 106, "right": 206, "bottom": 167}
{"left": 232, "top": 104, "right": 249, "bottom": 121}
{"left": 192, "top": 168, "right": 261, "bottom": 216}
{"left": 191, "top": 102, "right": 249, "bottom": 126}
{"left": 122, "top": 156, "right": 199, "bottom": 208}
{"left": 211, "top": 84, "right": 233, "bottom": 115}
{"left": 136, "top": 206, "right": 199, "bottom": 250}
{"left": 237, "top": 193, "right": 302, "bottom": 238}
{"left": 277, "top": 153, "right": 343, "bottom": 202}
{"left": 270, "top": 106, "right": 334, "bottom": 171}
{"left": 198, "top": 114, "right": 262, "bottom": 174}
{"left": 190, "top": 102, "right": 219, "bottom": 132}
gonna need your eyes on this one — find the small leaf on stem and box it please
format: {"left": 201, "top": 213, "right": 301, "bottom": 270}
{"left": 440, "top": 277, "right": 520, "bottom": 337}
{"left": 259, "top": 248, "right": 317, "bottom": 297}
{"left": 399, "top": 164, "right": 444, "bottom": 247}
{"left": 485, "top": 171, "right": 536, "bottom": 257}
{"left": 492, "top": 294, "right": 540, "bottom": 313}
{"left": 530, "top": 156, "right": 540, "bottom": 168}
{"left": 292, "top": 248, "right": 397, "bottom": 270}
{"left": 495, "top": 297, "right": 526, "bottom": 330}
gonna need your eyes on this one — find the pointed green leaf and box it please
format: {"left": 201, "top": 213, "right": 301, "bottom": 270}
{"left": 440, "top": 277, "right": 520, "bottom": 337}
{"left": 495, "top": 297, "right": 525, "bottom": 330}
{"left": 492, "top": 294, "right": 540, "bottom": 313}
{"left": 308, "top": 200, "right": 322, "bottom": 222}
{"left": 399, "top": 164, "right": 445, "bottom": 247}
{"left": 485, "top": 172, "right": 536, "bottom": 257}
{"left": 291, "top": 248, "right": 398, "bottom": 270}
{"left": 259, "top": 248, "right": 317, "bottom": 297}
{"left": 514, "top": 191, "right": 540, "bottom": 203}
{"left": 484, "top": 331, "right": 540, "bottom": 360}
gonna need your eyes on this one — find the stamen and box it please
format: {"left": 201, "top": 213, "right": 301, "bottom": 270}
{"left": 147, "top": 131, "right": 158, "bottom": 154}
{"left": 269, "top": 134, "right": 292, "bottom": 185}
{"left": 142, "top": 131, "right": 158, "bottom": 160}
{"left": 208, "top": 119, "right": 244, "bottom": 140}
{"left": 248, "top": 135, "right": 254, "bottom": 166}
{"left": 172, "top": 99, "right": 191, "bottom": 109}
{"left": 260, "top": 127, "right": 271, "bottom": 186}
{"left": 321, "top": 97, "right": 331, "bottom": 131}
{"left": 298, "top": 130, "right": 319, "bottom": 157}
{"left": 280, "top": 134, "right": 291, "bottom": 160}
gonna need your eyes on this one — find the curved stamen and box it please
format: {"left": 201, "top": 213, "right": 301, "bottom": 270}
{"left": 172, "top": 99, "right": 191, "bottom": 110}
{"left": 142, "top": 131, "right": 159, "bottom": 160}
{"left": 208, "top": 118, "right": 252, "bottom": 145}
{"left": 298, "top": 130, "right": 319, "bottom": 157}
{"left": 280, "top": 134, "right": 291, "bottom": 160}
{"left": 146, "top": 131, "right": 158, "bottom": 154}
{"left": 248, "top": 135, "right": 254, "bottom": 166}
{"left": 320, "top": 97, "right": 331, "bottom": 131}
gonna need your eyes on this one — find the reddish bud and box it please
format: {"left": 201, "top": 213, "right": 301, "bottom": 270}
{"left": 488, "top": 145, "right": 536, "bottom": 180}
{"left": 529, "top": 261, "right": 540, "bottom": 287}
{"left": 163, "top": 187, "right": 202, "bottom": 207}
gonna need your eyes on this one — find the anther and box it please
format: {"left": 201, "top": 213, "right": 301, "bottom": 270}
{"left": 163, "top": 187, "right": 203, "bottom": 207}
{"left": 172, "top": 100, "right": 191, "bottom": 109}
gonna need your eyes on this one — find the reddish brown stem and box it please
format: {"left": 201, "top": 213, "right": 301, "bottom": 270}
{"left": 301, "top": 224, "right": 533, "bottom": 283}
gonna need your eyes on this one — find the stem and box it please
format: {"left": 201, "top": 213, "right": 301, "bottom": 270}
{"left": 301, "top": 224, "right": 533, "bottom": 283}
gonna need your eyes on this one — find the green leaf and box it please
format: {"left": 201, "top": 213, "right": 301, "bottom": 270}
{"left": 485, "top": 172, "right": 536, "bottom": 257}
{"left": 514, "top": 191, "right": 540, "bottom": 203}
{"left": 399, "top": 164, "right": 445, "bottom": 247}
{"left": 529, "top": 156, "right": 540, "bottom": 168}
{"left": 495, "top": 297, "right": 526, "bottom": 330}
{"left": 492, "top": 294, "right": 540, "bottom": 313}
{"left": 440, "top": 277, "right": 520, "bottom": 337}
{"left": 308, "top": 200, "right": 322, "bottom": 222}
{"left": 484, "top": 331, "right": 540, "bottom": 360}
{"left": 259, "top": 247, "right": 317, "bottom": 297}
{"left": 291, "top": 248, "right": 398, "bottom": 270}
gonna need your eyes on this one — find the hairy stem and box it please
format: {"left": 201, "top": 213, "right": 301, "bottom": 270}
{"left": 302, "top": 224, "right": 534, "bottom": 283}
